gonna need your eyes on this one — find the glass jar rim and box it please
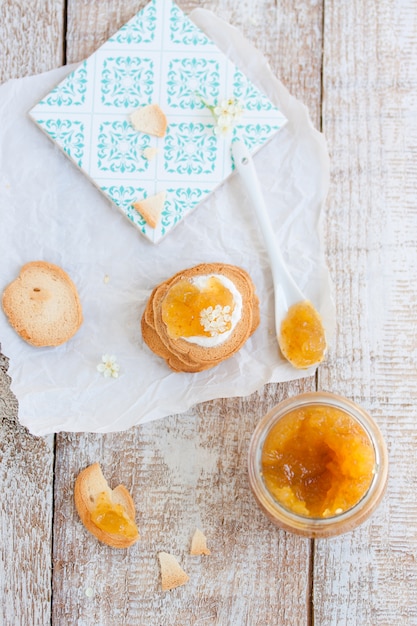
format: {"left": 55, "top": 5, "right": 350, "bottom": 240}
{"left": 247, "top": 391, "right": 388, "bottom": 538}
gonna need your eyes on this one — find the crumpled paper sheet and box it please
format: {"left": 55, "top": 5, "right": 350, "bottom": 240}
{"left": 0, "top": 9, "right": 335, "bottom": 436}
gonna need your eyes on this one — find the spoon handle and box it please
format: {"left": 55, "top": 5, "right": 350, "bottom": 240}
{"left": 231, "top": 139, "right": 303, "bottom": 301}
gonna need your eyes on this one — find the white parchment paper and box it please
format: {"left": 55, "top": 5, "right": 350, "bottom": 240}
{"left": 0, "top": 10, "right": 334, "bottom": 436}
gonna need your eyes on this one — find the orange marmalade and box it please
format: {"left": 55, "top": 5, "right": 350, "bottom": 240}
{"left": 279, "top": 300, "right": 326, "bottom": 368}
{"left": 261, "top": 404, "right": 376, "bottom": 518}
{"left": 91, "top": 492, "right": 138, "bottom": 538}
{"left": 161, "top": 276, "right": 235, "bottom": 339}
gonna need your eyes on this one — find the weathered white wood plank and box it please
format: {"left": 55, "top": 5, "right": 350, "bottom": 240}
{"left": 0, "top": 356, "right": 54, "bottom": 626}
{"left": 316, "top": 0, "right": 417, "bottom": 623}
{"left": 0, "top": 0, "right": 65, "bottom": 83}
{"left": 0, "top": 2, "right": 65, "bottom": 625}
{"left": 65, "top": 0, "right": 145, "bottom": 65}
{"left": 182, "top": 0, "right": 324, "bottom": 128}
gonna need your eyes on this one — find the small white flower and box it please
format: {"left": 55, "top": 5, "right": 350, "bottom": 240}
{"left": 200, "top": 305, "right": 233, "bottom": 336}
{"left": 214, "top": 99, "right": 232, "bottom": 117}
{"left": 97, "top": 354, "right": 120, "bottom": 378}
{"left": 197, "top": 93, "right": 244, "bottom": 136}
{"left": 214, "top": 98, "right": 244, "bottom": 119}
{"left": 214, "top": 113, "right": 234, "bottom": 135}
{"left": 213, "top": 98, "right": 244, "bottom": 135}
{"left": 232, "top": 102, "right": 244, "bottom": 118}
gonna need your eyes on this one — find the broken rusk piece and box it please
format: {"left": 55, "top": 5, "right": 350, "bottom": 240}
{"left": 132, "top": 191, "right": 166, "bottom": 228}
{"left": 130, "top": 103, "right": 168, "bottom": 137}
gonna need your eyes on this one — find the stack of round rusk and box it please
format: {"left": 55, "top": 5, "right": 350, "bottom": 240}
{"left": 141, "top": 263, "right": 260, "bottom": 373}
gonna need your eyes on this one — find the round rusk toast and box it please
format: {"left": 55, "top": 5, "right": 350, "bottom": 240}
{"left": 2, "top": 261, "right": 83, "bottom": 347}
{"left": 141, "top": 263, "right": 260, "bottom": 373}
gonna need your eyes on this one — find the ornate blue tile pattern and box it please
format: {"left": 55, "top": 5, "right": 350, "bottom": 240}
{"left": 29, "top": 0, "right": 287, "bottom": 243}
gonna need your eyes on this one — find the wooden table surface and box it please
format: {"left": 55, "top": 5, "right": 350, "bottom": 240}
{"left": 1, "top": 1, "right": 417, "bottom": 624}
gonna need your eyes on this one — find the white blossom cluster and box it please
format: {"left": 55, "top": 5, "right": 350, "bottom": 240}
{"left": 197, "top": 93, "right": 244, "bottom": 135}
{"left": 212, "top": 98, "right": 244, "bottom": 135}
{"left": 200, "top": 305, "right": 232, "bottom": 336}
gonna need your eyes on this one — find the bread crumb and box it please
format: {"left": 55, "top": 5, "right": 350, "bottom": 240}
{"left": 158, "top": 552, "right": 189, "bottom": 591}
{"left": 190, "top": 528, "right": 211, "bottom": 555}
{"left": 130, "top": 103, "right": 167, "bottom": 137}
{"left": 142, "top": 146, "right": 158, "bottom": 161}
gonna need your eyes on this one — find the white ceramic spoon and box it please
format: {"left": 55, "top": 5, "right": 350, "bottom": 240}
{"left": 231, "top": 139, "right": 326, "bottom": 367}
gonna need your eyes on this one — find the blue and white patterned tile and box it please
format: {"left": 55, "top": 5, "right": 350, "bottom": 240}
{"left": 29, "top": 0, "right": 287, "bottom": 243}
{"left": 165, "top": 56, "right": 221, "bottom": 110}
{"left": 35, "top": 113, "right": 91, "bottom": 170}
{"left": 91, "top": 116, "right": 161, "bottom": 184}
{"left": 36, "top": 61, "right": 93, "bottom": 113}
{"left": 107, "top": 0, "right": 158, "bottom": 47}
{"left": 165, "top": 186, "right": 213, "bottom": 227}
{"left": 161, "top": 121, "right": 221, "bottom": 180}
{"left": 93, "top": 50, "right": 160, "bottom": 114}
{"left": 168, "top": 2, "right": 216, "bottom": 48}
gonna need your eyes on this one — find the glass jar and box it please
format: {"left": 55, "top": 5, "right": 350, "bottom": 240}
{"left": 247, "top": 391, "right": 388, "bottom": 538}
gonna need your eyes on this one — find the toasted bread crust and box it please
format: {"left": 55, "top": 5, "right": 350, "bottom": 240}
{"left": 132, "top": 191, "right": 166, "bottom": 228}
{"left": 130, "top": 103, "right": 168, "bottom": 137}
{"left": 158, "top": 552, "right": 189, "bottom": 591}
{"left": 2, "top": 261, "right": 83, "bottom": 347}
{"left": 141, "top": 263, "right": 260, "bottom": 373}
{"left": 74, "top": 462, "right": 139, "bottom": 549}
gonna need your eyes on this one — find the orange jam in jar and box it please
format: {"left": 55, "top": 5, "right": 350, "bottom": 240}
{"left": 248, "top": 392, "right": 388, "bottom": 537}
{"left": 91, "top": 492, "right": 138, "bottom": 538}
{"left": 262, "top": 405, "right": 375, "bottom": 518}
{"left": 279, "top": 301, "right": 326, "bottom": 368}
{"left": 161, "top": 276, "right": 234, "bottom": 339}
